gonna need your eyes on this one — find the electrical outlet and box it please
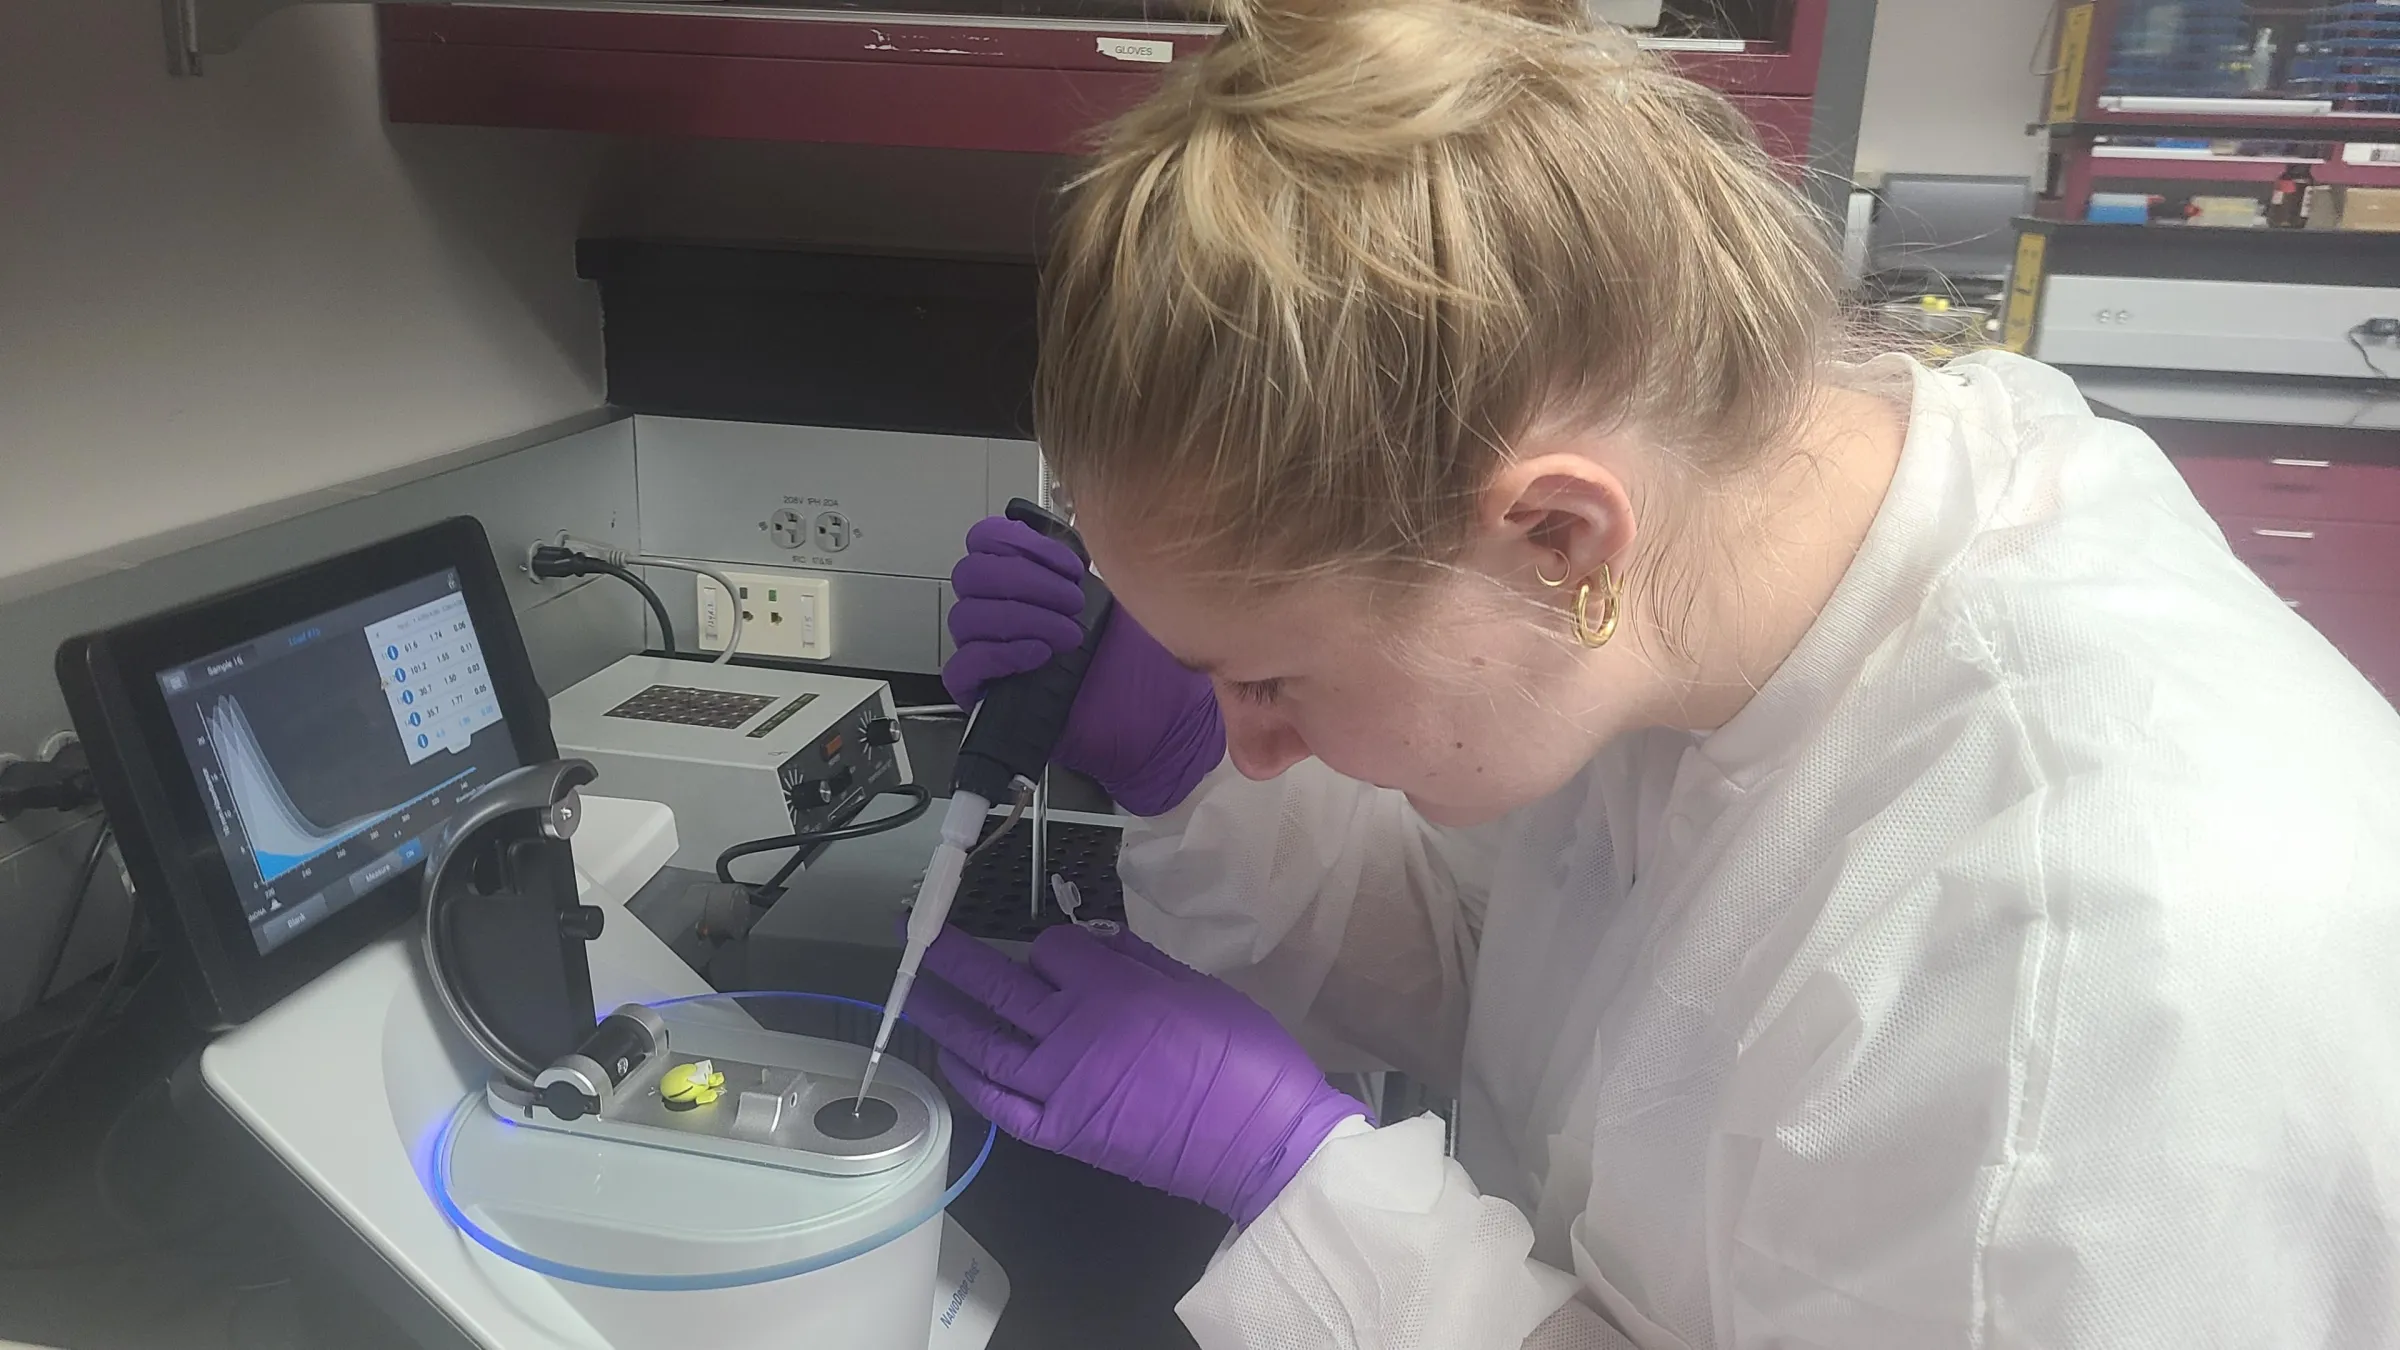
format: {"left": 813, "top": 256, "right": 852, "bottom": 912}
{"left": 696, "top": 569, "right": 834, "bottom": 661}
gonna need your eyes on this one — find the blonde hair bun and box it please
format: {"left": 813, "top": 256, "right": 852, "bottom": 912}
{"left": 1039, "top": 0, "right": 1842, "bottom": 589}
{"left": 1174, "top": 0, "right": 1639, "bottom": 175}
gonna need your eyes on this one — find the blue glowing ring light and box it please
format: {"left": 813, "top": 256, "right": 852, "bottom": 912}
{"left": 430, "top": 990, "right": 997, "bottom": 1292}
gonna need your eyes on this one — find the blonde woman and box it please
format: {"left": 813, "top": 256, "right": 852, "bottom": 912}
{"left": 908, "top": 0, "right": 2400, "bottom": 1343}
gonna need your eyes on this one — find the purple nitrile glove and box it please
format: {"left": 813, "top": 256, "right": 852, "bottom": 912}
{"left": 943, "top": 516, "right": 1225, "bottom": 817}
{"left": 907, "top": 924, "right": 1364, "bottom": 1227}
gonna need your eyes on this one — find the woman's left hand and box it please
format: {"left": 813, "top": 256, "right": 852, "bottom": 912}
{"left": 908, "top": 924, "right": 1364, "bottom": 1225}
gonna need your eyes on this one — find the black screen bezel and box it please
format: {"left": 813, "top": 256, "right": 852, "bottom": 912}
{"left": 56, "top": 517, "right": 558, "bottom": 1029}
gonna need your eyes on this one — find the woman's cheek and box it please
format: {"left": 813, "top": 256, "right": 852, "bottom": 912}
{"left": 1283, "top": 702, "right": 1362, "bottom": 777}
{"left": 1307, "top": 701, "right": 1439, "bottom": 792}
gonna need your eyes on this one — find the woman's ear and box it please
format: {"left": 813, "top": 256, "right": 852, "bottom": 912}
{"left": 1477, "top": 447, "right": 1639, "bottom": 590}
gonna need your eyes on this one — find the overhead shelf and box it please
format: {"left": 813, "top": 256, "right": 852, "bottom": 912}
{"left": 2013, "top": 217, "right": 2400, "bottom": 268}
{"left": 370, "top": 0, "right": 1862, "bottom": 166}
{"left": 2087, "top": 151, "right": 2400, "bottom": 188}
{"left": 157, "top": 0, "right": 1868, "bottom": 218}
{"left": 2036, "top": 2, "right": 2400, "bottom": 220}
{"left": 2042, "top": 3, "right": 2400, "bottom": 135}
{"left": 2054, "top": 113, "right": 2400, "bottom": 140}
{"left": 172, "top": 0, "right": 1823, "bottom": 88}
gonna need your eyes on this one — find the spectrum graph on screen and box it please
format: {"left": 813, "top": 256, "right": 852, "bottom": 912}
{"left": 198, "top": 694, "right": 471, "bottom": 884}
{"left": 156, "top": 570, "right": 522, "bottom": 954}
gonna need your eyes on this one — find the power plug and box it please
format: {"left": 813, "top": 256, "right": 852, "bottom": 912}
{"left": 0, "top": 743, "right": 95, "bottom": 821}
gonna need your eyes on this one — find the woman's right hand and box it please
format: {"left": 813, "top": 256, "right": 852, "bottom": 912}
{"left": 944, "top": 516, "right": 1226, "bottom": 817}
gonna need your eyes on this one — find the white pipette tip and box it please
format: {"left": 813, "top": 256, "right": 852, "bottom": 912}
{"left": 852, "top": 1050, "right": 885, "bottom": 1114}
{"left": 853, "top": 791, "right": 989, "bottom": 1115}
{"left": 853, "top": 992, "right": 907, "bottom": 1109}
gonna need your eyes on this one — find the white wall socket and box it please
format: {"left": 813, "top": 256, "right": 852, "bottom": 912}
{"left": 696, "top": 569, "right": 834, "bottom": 661}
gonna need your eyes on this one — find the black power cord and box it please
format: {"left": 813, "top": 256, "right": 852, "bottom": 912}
{"left": 2350, "top": 320, "right": 2400, "bottom": 382}
{"left": 24, "top": 824, "right": 113, "bottom": 1019}
{"left": 715, "top": 784, "right": 936, "bottom": 897}
{"left": 589, "top": 560, "right": 678, "bottom": 655}
{"left": 0, "top": 883, "right": 146, "bottom": 1134}
{"left": 0, "top": 744, "right": 97, "bottom": 820}
{"left": 528, "top": 545, "right": 678, "bottom": 655}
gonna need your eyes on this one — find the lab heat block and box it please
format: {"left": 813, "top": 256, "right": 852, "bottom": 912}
{"left": 551, "top": 657, "right": 910, "bottom": 876}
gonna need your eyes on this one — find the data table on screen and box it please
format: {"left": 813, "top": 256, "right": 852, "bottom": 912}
{"left": 366, "top": 592, "right": 500, "bottom": 764}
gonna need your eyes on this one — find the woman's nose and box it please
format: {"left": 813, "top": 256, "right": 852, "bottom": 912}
{"left": 1220, "top": 699, "right": 1310, "bottom": 781}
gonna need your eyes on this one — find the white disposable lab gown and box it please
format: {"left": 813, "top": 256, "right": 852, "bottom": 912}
{"left": 1119, "top": 353, "right": 2400, "bottom": 1350}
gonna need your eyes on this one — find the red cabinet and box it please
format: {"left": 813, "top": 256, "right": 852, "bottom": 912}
{"left": 2216, "top": 516, "right": 2400, "bottom": 598}
{"left": 377, "top": 0, "right": 1850, "bottom": 165}
{"left": 2174, "top": 454, "right": 2400, "bottom": 526}
{"left": 379, "top": 6, "right": 1176, "bottom": 155}
{"left": 1725, "top": 93, "right": 1813, "bottom": 168}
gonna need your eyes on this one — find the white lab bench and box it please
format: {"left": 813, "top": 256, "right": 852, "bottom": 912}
{"left": 198, "top": 795, "right": 1002, "bottom": 1350}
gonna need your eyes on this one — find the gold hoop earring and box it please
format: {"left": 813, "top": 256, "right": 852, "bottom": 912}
{"left": 1535, "top": 552, "right": 1573, "bottom": 589}
{"left": 1572, "top": 563, "right": 1623, "bottom": 649}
